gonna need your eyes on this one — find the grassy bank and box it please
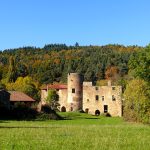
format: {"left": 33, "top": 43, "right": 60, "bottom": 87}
{"left": 0, "top": 112, "right": 149, "bottom": 150}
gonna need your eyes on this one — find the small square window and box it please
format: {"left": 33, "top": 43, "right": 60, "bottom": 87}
{"left": 72, "top": 88, "right": 75, "bottom": 93}
{"left": 95, "top": 95, "right": 99, "bottom": 100}
{"left": 112, "top": 87, "right": 116, "bottom": 90}
{"left": 95, "top": 87, "right": 99, "bottom": 90}
{"left": 87, "top": 99, "right": 89, "bottom": 102}
{"left": 102, "top": 96, "right": 104, "bottom": 101}
{"left": 112, "top": 95, "right": 116, "bottom": 101}
{"left": 85, "top": 108, "right": 89, "bottom": 113}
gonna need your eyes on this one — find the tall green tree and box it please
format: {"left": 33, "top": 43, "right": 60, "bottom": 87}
{"left": 128, "top": 45, "right": 150, "bottom": 82}
{"left": 7, "top": 56, "right": 17, "bottom": 82}
{"left": 123, "top": 79, "right": 150, "bottom": 124}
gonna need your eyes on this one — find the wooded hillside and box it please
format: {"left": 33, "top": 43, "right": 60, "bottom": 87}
{"left": 0, "top": 44, "right": 142, "bottom": 84}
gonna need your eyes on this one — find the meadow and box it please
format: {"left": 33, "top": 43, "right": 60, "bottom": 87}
{"left": 0, "top": 112, "right": 149, "bottom": 150}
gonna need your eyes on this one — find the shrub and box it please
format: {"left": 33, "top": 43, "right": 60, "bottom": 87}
{"left": 39, "top": 104, "right": 62, "bottom": 120}
{"left": 101, "top": 113, "right": 111, "bottom": 117}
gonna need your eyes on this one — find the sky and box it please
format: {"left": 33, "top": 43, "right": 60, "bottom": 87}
{"left": 0, "top": 0, "right": 150, "bottom": 50}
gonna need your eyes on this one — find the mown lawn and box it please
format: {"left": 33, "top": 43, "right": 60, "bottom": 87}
{"left": 0, "top": 112, "right": 149, "bottom": 150}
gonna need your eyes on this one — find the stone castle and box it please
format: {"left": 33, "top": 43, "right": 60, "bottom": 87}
{"left": 41, "top": 73, "right": 122, "bottom": 117}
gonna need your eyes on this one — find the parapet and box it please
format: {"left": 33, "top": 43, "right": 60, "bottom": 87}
{"left": 83, "top": 82, "right": 93, "bottom": 86}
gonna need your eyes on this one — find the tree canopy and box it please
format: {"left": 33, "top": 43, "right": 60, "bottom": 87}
{"left": 128, "top": 45, "right": 150, "bottom": 82}
{"left": 123, "top": 79, "right": 150, "bottom": 124}
{"left": 0, "top": 44, "right": 141, "bottom": 84}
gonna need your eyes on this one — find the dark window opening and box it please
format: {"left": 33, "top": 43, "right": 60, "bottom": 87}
{"left": 104, "top": 105, "right": 108, "bottom": 113}
{"left": 112, "top": 95, "right": 116, "bottom": 101}
{"left": 95, "top": 87, "right": 98, "bottom": 90}
{"left": 87, "top": 99, "right": 89, "bottom": 102}
{"left": 112, "top": 87, "right": 116, "bottom": 90}
{"left": 72, "top": 88, "right": 75, "bottom": 93}
{"left": 61, "top": 106, "right": 66, "bottom": 112}
{"left": 70, "top": 107, "right": 73, "bottom": 111}
{"left": 95, "top": 95, "right": 99, "bottom": 100}
{"left": 95, "top": 110, "right": 100, "bottom": 116}
{"left": 85, "top": 108, "right": 89, "bottom": 113}
{"left": 102, "top": 96, "right": 104, "bottom": 101}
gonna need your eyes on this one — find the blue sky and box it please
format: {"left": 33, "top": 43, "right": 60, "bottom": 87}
{"left": 0, "top": 0, "right": 150, "bottom": 50}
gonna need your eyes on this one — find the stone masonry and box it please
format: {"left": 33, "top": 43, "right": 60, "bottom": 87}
{"left": 41, "top": 73, "right": 122, "bottom": 117}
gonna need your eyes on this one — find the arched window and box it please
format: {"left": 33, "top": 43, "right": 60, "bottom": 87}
{"left": 95, "top": 110, "right": 100, "bottom": 116}
{"left": 70, "top": 107, "right": 73, "bottom": 111}
{"left": 61, "top": 106, "right": 66, "bottom": 112}
{"left": 85, "top": 108, "right": 89, "bottom": 113}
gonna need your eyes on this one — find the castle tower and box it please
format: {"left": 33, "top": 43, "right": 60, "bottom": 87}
{"left": 67, "top": 73, "right": 83, "bottom": 111}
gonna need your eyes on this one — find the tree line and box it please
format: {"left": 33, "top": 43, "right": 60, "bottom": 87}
{"left": 0, "top": 43, "right": 149, "bottom": 123}
{"left": 0, "top": 44, "right": 141, "bottom": 84}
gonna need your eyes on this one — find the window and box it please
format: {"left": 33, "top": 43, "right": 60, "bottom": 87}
{"left": 87, "top": 99, "right": 89, "bottom": 102}
{"left": 95, "top": 95, "right": 99, "bottom": 100}
{"left": 72, "top": 88, "right": 75, "bottom": 93}
{"left": 95, "top": 87, "right": 99, "bottom": 90}
{"left": 112, "top": 95, "right": 116, "bottom": 101}
{"left": 85, "top": 108, "right": 89, "bottom": 113}
{"left": 112, "top": 87, "right": 116, "bottom": 90}
{"left": 102, "top": 96, "right": 104, "bottom": 101}
{"left": 104, "top": 105, "right": 108, "bottom": 113}
{"left": 70, "top": 107, "right": 73, "bottom": 111}
{"left": 61, "top": 106, "right": 66, "bottom": 112}
{"left": 95, "top": 110, "right": 100, "bottom": 116}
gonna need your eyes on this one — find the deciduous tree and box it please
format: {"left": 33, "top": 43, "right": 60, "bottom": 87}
{"left": 123, "top": 79, "right": 150, "bottom": 124}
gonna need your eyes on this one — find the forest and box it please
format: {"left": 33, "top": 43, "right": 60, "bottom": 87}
{"left": 0, "top": 44, "right": 141, "bottom": 84}
{"left": 0, "top": 43, "right": 149, "bottom": 123}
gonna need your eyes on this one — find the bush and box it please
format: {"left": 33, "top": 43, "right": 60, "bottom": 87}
{"left": 39, "top": 104, "right": 62, "bottom": 120}
{"left": 0, "top": 103, "right": 62, "bottom": 120}
{"left": 101, "top": 113, "right": 111, "bottom": 117}
{"left": 12, "top": 103, "right": 37, "bottom": 120}
{"left": 0, "top": 104, "right": 37, "bottom": 120}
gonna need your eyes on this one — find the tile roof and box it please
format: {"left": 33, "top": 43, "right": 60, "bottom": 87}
{"left": 9, "top": 91, "right": 35, "bottom": 102}
{"left": 41, "top": 84, "right": 67, "bottom": 90}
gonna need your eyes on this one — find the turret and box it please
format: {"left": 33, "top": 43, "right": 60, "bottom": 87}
{"left": 67, "top": 73, "right": 83, "bottom": 111}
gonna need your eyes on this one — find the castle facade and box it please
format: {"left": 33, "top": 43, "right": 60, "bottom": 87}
{"left": 41, "top": 73, "right": 122, "bottom": 117}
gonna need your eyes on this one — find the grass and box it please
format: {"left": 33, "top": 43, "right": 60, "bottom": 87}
{"left": 0, "top": 112, "right": 149, "bottom": 150}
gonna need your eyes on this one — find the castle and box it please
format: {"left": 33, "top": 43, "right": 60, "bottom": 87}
{"left": 41, "top": 73, "right": 122, "bottom": 117}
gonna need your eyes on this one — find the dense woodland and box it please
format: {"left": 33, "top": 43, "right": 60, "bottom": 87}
{"left": 0, "top": 44, "right": 141, "bottom": 84}
{"left": 0, "top": 43, "right": 149, "bottom": 123}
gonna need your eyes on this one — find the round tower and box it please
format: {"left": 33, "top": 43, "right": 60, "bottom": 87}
{"left": 67, "top": 73, "right": 83, "bottom": 111}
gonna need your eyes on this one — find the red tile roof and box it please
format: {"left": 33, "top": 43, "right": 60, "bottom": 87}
{"left": 41, "top": 84, "right": 67, "bottom": 90}
{"left": 9, "top": 91, "right": 35, "bottom": 102}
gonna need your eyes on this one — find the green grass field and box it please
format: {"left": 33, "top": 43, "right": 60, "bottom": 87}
{"left": 0, "top": 112, "right": 149, "bottom": 150}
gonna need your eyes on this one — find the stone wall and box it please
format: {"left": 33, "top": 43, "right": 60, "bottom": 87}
{"left": 67, "top": 73, "right": 83, "bottom": 111}
{"left": 41, "top": 89, "right": 48, "bottom": 105}
{"left": 40, "top": 73, "right": 122, "bottom": 117}
{"left": 83, "top": 83, "right": 122, "bottom": 117}
{"left": 41, "top": 88, "right": 68, "bottom": 112}
{"left": 58, "top": 89, "right": 68, "bottom": 111}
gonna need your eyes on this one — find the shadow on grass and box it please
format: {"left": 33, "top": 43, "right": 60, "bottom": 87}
{"left": 0, "top": 126, "right": 60, "bottom": 129}
{"left": 85, "top": 117, "right": 99, "bottom": 119}
{"left": 0, "top": 120, "right": 9, "bottom": 123}
{"left": 62, "top": 117, "right": 100, "bottom": 120}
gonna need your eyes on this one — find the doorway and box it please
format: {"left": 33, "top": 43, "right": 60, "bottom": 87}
{"left": 104, "top": 105, "right": 108, "bottom": 113}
